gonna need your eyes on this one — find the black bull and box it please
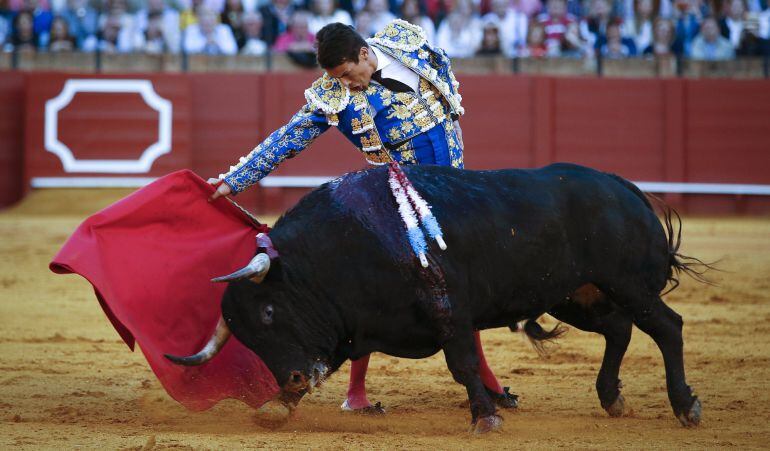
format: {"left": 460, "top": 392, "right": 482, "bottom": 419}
{"left": 167, "top": 163, "right": 705, "bottom": 433}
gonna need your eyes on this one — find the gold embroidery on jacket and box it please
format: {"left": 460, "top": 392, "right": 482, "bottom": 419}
{"left": 360, "top": 133, "right": 382, "bottom": 151}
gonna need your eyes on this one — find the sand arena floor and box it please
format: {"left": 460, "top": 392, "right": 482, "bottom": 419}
{"left": 1, "top": 189, "right": 769, "bottom": 449}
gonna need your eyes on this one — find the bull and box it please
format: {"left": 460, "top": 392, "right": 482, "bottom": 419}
{"left": 166, "top": 163, "right": 706, "bottom": 433}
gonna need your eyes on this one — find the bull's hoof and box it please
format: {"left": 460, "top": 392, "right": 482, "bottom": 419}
{"left": 605, "top": 394, "right": 626, "bottom": 417}
{"left": 340, "top": 400, "right": 386, "bottom": 415}
{"left": 677, "top": 397, "right": 701, "bottom": 428}
{"left": 487, "top": 387, "right": 519, "bottom": 409}
{"left": 472, "top": 414, "right": 503, "bottom": 434}
{"left": 254, "top": 400, "right": 292, "bottom": 430}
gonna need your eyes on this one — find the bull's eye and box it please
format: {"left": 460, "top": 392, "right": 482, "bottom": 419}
{"left": 261, "top": 304, "right": 274, "bottom": 325}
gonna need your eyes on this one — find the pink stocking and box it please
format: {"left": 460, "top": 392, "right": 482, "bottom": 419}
{"left": 346, "top": 354, "right": 372, "bottom": 409}
{"left": 475, "top": 331, "right": 503, "bottom": 394}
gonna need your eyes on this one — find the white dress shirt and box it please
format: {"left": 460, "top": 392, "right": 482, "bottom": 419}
{"left": 371, "top": 45, "right": 420, "bottom": 92}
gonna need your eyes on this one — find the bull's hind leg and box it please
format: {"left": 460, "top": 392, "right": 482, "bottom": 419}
{"left": 442, "top": 331, "right": 502, "bottom": 434}
{"left": 616, "top": 292, "right": 701, "bottom": 427}
{"left": 549, "top": 301, "right": 633, "bottom": 417}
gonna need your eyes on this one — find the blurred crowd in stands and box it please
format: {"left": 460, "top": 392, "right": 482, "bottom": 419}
{"left": 0, "top": 0, "right": 768, "bottom": 61}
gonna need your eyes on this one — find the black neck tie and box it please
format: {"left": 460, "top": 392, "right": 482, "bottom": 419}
{"left": 371, "top": 70, "right": 413, "bottom": 93}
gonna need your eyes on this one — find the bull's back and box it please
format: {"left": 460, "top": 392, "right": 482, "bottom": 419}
{"left": 404, "top": 163, "right": 669, "bottom": 305}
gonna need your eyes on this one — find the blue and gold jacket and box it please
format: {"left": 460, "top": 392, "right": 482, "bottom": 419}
{"left": 221, "top": 20, "right": 465, "bottom": 194}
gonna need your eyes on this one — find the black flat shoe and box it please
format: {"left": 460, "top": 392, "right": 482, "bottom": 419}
{"left": 487, "top": 386, "right": 519, "bottom": 409}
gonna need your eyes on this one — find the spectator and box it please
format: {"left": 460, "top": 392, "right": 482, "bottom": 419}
{"left": 48, "top": 14, "right": 74, "bottom": 50}
{"left": 221, "top": 0, "right": 244, "bottom": 46}
{"left": 477, "top": 14, "right": 502, "bottom": 54}
{"left": 518, "top": 0, "right": 545, "bottom": 17}
{"left": 240, "top": 10, "right": 266, "bottom": 54}
{"left": 183, "top": 6, "right": 238, "bottom": 54}
{"left": 309, "top": 0, "right": 352, "bottom": 34}
{"left": 180, "top": 0, "right": 205, "bottom": 30}
{"left": 20, "top": 0, "right": 52, "bottom": 47}
{"left": 7, "top": 0, "right": 49, "bottom": 10}
{"left": 523, "top": 20, "right": 549, "bottom": 56}
{"left": 622, "top": 0, "right": 655, "bottom": 52}
{"left": 538, "top": 0, "right": 582, "bottom": 56}
{"left": 671, "top": 0, "right": 702, "bottom": 55}
{"left": 600, "top": 19, "right": 637, "bottom": 56}
{"left": 59, "top": 0, "right": 97, "bottom": 51}
{"left": 98, "top": 0, "right": 138, "bottom": 54}
{"left": 337, "top": 0, "right": 361, "bottom": 16}
{"left": 1, "top": 0, "right": 13, "bottom": 47}
{"left": 259, "top": 0, "right": 294, "bottom": 45}
{"left": 744, "top": 0, "right": 768, "bottom": 11}
{"left": 760, "top": 6, "right": 770, "bottom": 40}
{"left": 273, "top": 9, "right": 314, "bottom": 52}
{"left": 400, "top": 0, "right": 435, "bottom": 44}
{"left": 479, "top": 0, "right": 542, "bottom": 17}
{"left": 97, "top": 12, "right": 122, "bottom": 53}
{"left": 692, "top": 14, "right": 735, "bottom": 58}
{"left": 135, "top": 0, "right": 180, "bottom": 53}
{"left": 139, "top": 11, "right": 170, "bottom": 53}
{"left": 353, "top": 8, "right": 374, "bottom": 36}
{"left": 100, "top": 0, "right": 135, "bottom": 31}
{"left": 580, "top": 0, "right": 613, "bottom": 49}
{"left": 366, "top": 0, "right": 395, "bottom": 35}
{"left": 423, "top": 0, "right": 449, "bottom": 23}
{"left": 643, "top": 16, "right": 682, "bottom": 54}
{"left": 108, "top": 5, "right": 149, "bottom": 52}
{"left": 482, "top": 0, "right": 528, "bottom": 56}
{"left": 436, "top": 0, "right": 482, "bottom": 57}
{"left": 9, "top": 9, "right": 37, "bottom": 51}
{"left": 719, "top": 0, "right": 764, "bottom": 54}
{"left": 566, "top": 0, "right": 585, "bottom": 17}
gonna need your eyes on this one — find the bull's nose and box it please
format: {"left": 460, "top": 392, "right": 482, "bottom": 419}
{"left": 283, "top": 370, "right": 309, "bottom": 393}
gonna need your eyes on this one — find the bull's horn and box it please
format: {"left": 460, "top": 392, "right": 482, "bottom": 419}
{"left": 164, "top": 316, "right": 231, "bottom": 366}
{"left": 211, "top": 253, "right": 271, "bottom": 283}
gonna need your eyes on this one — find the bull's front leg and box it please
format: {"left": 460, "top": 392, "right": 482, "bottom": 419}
{"left": 443, "top": 333, "right": 503, "bottom": 434}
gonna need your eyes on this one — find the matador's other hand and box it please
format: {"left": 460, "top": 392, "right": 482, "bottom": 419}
{"left": 207, "top": 178, "right": 232, "bottom": 201}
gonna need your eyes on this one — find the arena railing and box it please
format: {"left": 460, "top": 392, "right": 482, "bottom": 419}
{"left": 2, "top": 51, "right": 768, "bottom": 79}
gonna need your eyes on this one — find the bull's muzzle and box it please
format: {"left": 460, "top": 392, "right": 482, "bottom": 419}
{"left": 282, "top": 361, "right": 329, "bottom": 395}
{"left": 254, "top": 361, "right": 328, "bottom": 429}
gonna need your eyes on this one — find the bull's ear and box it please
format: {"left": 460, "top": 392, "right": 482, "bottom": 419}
{"left": 260, "top": 257, "right": 283, "bottom": 283}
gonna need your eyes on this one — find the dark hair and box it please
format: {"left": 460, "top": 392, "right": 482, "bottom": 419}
{"left": 12, "top": 11, "right": 38, "bottom": 47}
{"left": 315, "top": 23, "right": 368, "bottom": 69}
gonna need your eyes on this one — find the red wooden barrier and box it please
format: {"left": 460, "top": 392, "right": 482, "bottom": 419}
{"left": 0, "top": 73, "right": 25, "bottom": 208}
{"left": 1, "top": 72, "right": 768, "bottom": 214}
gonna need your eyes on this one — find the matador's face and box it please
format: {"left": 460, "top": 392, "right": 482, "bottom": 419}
{"left": 326, "top": 46, "right": 377, "bottom": 92}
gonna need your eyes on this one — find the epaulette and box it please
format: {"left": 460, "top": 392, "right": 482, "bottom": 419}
{"left": 368, "top": 19, "right": 428, "bottom": 52}
{"left": 304, "top": 73, "right": 350, "bottom": 116}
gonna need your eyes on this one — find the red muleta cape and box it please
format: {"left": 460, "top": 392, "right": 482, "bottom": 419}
{"left": 50, "top": 170, "right": 280, "bottom": 411}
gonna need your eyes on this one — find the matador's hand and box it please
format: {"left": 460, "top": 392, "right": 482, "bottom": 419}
{"left": 207, "top": 178, "right": 232, "bottom": 201}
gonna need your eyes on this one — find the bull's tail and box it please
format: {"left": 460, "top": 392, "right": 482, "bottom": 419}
{"left": 607, "top": 173, "right": 718, "bottom": 295}
{"left": 511, "top": 319, "right": 568, "bottom": 356}
{"left": 650, "top": 195, "right": 719, "bottom": 295}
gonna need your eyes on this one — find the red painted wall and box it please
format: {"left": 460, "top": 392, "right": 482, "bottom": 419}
{"left": 0, "top": 73, "right": 25, "bottom": 208}
{"left": 1, "top": 72, "right": 769, "bottom": 214}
